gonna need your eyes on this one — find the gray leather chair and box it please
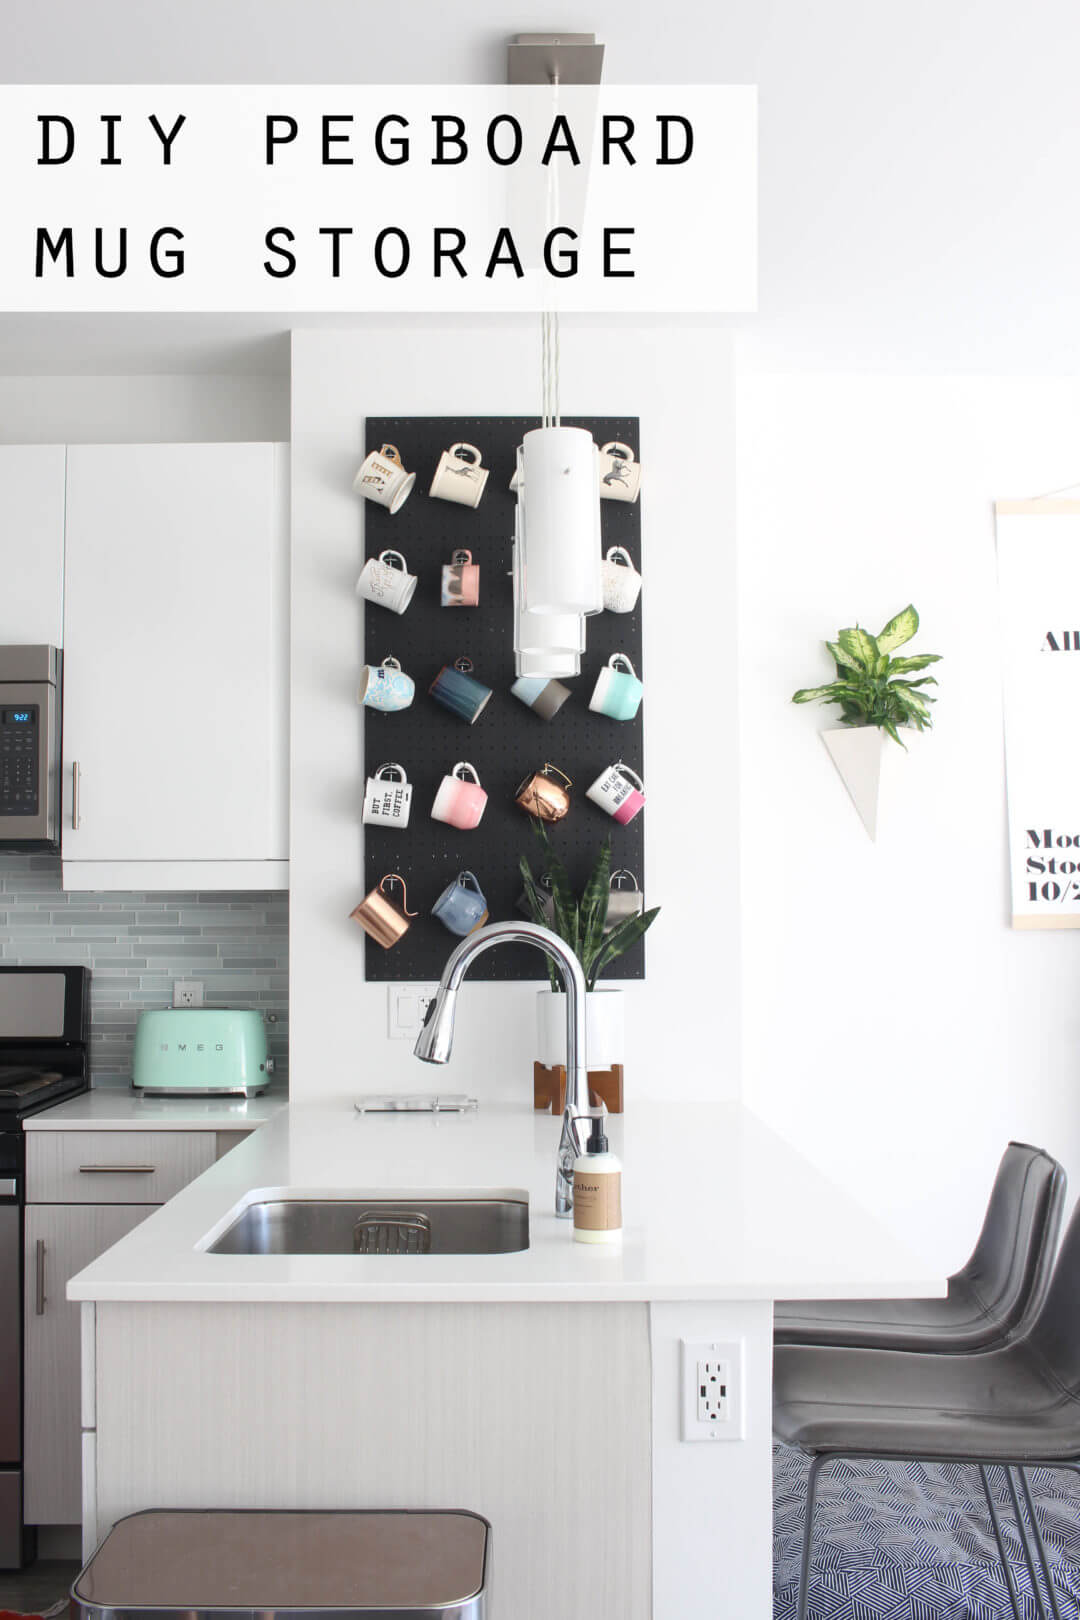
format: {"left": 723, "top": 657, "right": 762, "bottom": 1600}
{"left": 775, "top": 1141, "right": 1065, "bottom": 1351}
{"left": 774, "top": 1191, "right": 1080, "bottom": 1620}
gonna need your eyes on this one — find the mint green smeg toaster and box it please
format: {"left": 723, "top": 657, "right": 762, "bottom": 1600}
{"left": 132, "top": 1009, "right": 270, "bottom": 1097}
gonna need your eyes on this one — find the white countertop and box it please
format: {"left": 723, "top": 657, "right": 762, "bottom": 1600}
{"left": 67, "top": 1099, "right": 943, "bottom": 1305}
{"left": 25, "top": 1086, "right": 289, "bottom": 1132}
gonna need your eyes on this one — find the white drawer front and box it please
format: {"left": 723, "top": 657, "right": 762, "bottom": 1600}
{"left": 27, "top": 1131, "right": 215, "bottom": 1204}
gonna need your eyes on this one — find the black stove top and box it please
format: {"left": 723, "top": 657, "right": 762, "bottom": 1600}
{"left": 0, "top": 966, "right": 93, "bottom": 1127}
{"left": 0, "top": 1066, "right": 88, "bottom": 1124}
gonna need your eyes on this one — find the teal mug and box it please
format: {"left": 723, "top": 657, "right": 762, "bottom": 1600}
{"left": 429, "top": 657, "right": 493, "bottom": 725}
{"left": 588, "top": 654, "right": 643, "bottom": 722}
{"left": 432, "top": 870, "right": 489, "bottom": 937}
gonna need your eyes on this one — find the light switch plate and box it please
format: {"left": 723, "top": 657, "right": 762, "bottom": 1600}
{"left": 386, "top": 984, "right": 440, "bottom": 1039}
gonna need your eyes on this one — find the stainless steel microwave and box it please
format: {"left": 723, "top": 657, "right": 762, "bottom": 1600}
{"left": 0, "top": 646, "right": 61, "bottom": 849}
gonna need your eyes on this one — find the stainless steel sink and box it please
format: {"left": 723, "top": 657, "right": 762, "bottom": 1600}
{"left": 207, "top": 1197, "right": 529, "bottom": 1255}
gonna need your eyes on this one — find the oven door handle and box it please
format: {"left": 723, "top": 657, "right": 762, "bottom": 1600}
{"left": 35, "top": 1238, "right": 46, "bottom": 1316}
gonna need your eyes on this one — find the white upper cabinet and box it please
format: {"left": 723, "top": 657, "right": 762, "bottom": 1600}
{"left": 61, "top": 443, "right": 289, "bottom": 890}
{"left": 0, "top": 446, "right": 66, "bottom": 647}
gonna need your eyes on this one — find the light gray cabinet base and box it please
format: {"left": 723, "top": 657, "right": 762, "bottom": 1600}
{"left": 91, "top": 1301, "right": 651, "bottom": 1620}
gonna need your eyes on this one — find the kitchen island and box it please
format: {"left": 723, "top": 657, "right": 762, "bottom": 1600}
{"left": 68, "top": 1099, "right": 941, "bottom": 1620}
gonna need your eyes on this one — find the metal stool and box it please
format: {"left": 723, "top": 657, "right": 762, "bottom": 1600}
{"left": 775, "top": 1141, "right": 1065, "bottom": 1351}
{"left": 72, "top": 1509, "right": 490, "bottom": 1620}
{"left": 775, "top": 1194, "right": 1080, "bottom": 1620}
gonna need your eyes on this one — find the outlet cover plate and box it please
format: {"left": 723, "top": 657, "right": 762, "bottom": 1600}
{"left": 681, "top": 1337, "right": 745, "bottom": 1442}
{"left": 173, "top": 981, "right": 204, "bottom": 1009}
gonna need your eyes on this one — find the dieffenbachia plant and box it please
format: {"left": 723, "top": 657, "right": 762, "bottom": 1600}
{"left": 791, "top": 604, "right": 941, "bottom": 746}
{"left": 519, "top": 822, "right": 660, "bottom": 992}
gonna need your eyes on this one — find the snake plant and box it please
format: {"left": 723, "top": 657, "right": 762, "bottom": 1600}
{"left": 519, "top": 822, "right": 659, "bottom": 991}
{"left": 791, "top": 603, "right": 942, "bottom": 746}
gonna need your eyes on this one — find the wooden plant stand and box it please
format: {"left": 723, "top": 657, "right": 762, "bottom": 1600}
{"left": 533, "top": 1061, "right": 624, "bottom": 1115}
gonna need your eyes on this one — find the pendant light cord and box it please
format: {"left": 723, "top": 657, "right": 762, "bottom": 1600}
{"left": 541, "top": 69, "right": 561, "bottom": 430}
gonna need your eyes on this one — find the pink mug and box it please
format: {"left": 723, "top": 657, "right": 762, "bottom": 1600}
{"left": 431, "top": 761, "right": 488, "bottom": 830}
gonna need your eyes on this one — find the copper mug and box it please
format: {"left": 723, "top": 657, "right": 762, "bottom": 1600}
{"left": 349, "top": 873, "right": 417, "bottom": 950}
{"left": 515, "top": 763, "right": 572, "bottom": 823}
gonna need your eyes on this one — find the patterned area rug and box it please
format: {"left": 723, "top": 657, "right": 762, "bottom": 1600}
{"left": 774, "top": 1443, "right": 1080, "bottom": 1618}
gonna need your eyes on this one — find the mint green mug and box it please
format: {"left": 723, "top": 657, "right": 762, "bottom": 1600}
{"left": 588, "top": 654, "right": 643, "bottom": 722}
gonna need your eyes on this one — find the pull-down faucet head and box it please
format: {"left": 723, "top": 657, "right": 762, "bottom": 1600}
{"left": 413, "top": 986, "right": 458, "bottom": 1065}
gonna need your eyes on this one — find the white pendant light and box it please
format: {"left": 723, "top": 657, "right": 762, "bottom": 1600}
{"left": 520, "top": 426, "right": 602, "bottom": 617}
{"left": 512, "top": 539, "right": 583, "bottom": 678}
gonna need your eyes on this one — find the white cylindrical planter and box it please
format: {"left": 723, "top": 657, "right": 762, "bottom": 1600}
{"left": 536, "top": 987, "right": 625, "bottom": 1071}
{"left": 520, "top": 427, "right": 603, "bottom": 617}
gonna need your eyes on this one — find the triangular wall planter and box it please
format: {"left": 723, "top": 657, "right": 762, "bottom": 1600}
{"left": 821, "top": 726, "right": 885, "bottom": 839}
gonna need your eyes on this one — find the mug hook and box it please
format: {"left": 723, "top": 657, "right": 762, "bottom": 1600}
{"left": 380, "top": 873, "right": 417, "bottom": 917}
{"left": 454, "top": 656, "right": 475, "bottom": 673}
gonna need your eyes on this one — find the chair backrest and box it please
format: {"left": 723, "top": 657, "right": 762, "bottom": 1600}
{"left": 1027, "top": 1190, "right": 1080, "bottom": 1387}
{"left": 957, "top": 1141, "right": 1065, "bottom": 1340}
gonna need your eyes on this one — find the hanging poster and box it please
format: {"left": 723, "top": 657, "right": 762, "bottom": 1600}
{"left": 996, "top": 499, "right": 1080, "bottom": 928}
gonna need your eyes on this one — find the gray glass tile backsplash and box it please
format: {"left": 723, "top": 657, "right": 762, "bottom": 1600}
{"left": 0, "top": 853, "right": 288, "bottom": 1087}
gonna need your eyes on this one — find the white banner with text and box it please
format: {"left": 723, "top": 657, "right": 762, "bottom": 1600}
{"left": 0, "top": 84, "right": 756, "bottom": 312}
{"left": 996, "top": 499, "right": 1080, "bottom": 928}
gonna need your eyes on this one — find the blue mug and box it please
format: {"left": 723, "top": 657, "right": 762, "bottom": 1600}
{"left": 358, "top": 656, "right": 415, "bottom": 713}
{"left": 432, "top": 871, "right": 489, "bottom": 937}
{"left": 429, "top": 657, "right": 493, "bottom": 725}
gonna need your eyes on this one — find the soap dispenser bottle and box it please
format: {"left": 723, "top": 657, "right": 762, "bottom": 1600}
{"left": 572, "top": 1115, "right": 622, "bottom": 1243}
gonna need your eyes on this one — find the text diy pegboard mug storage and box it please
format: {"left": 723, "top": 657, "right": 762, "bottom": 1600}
{"left": 31, "top": 108, "right": 695, "bottom": 283}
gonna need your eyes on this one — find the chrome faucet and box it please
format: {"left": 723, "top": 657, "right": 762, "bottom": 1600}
{"left": 414, "top": 920, "right": 591, "bottom": 1216}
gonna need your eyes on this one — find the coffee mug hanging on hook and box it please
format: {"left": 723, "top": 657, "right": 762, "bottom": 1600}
{"left": 349, "top": 873, "right": 417, "bottom": 949}
{"left": 598, "top": 442, "right": 642, "bottom": 504}
{"left": 605, "top": 870, "right": 644, "bottom": 931}
{"left": 515, "top": 763, "right": 572, "bottom": 823}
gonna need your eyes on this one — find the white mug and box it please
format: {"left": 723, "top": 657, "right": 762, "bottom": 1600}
{"left": 602, "top": 546, "right": 642, "bottom": 614}
{"left": 598, "top": 441, "right": 642, "bottom": 504}
{"left": 352, "top": 444, "right": 416, "bottom": 514}
{"left": 362, "top": 763, "right": 413, "bottom": 828}
{"left": 430, "top": 443, "right": 489, "bottom": 508}
{"left": 606, "top": 870, "right": 644, "bottom": 930}
{"left": 587, "top": 761, "right": 645, "bottom": 825}
{"left": 355, "top": 550, "right": 417, "bottom": 615}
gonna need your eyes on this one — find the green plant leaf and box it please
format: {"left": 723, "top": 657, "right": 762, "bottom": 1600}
{"left": 887, "top": 653, "right": 941, "bottom": 673}
{"left": 587, "top": 906, "right": 661, "bottom": 990}
{"left": 876, "top": 605, "right": 920, "bottom": 654}
{"left": 533, "top": 822, "right": 579, "bottom": 959}
{"left": 826, "top": 640, "right": 862, "bottom": 673}
{"left": 836, "top": 626, "right": 879, "bottom": 670}
{"left": 793, "top": 684, "right": 848, "bottom": 704}
{"left": 578, "top": 838, "right": 613, "bottom": 979}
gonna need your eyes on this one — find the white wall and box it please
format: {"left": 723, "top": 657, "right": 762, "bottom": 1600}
{"left": 738, "top": 373, "right": 1080, "bottom": 1266}
{"left": 0, "top": 374, "right": 288, "bottom": 444}
{"left": 289, "top": 321, "right": 738, "bottom": 1103}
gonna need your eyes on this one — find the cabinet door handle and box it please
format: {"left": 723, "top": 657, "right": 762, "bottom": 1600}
{"left": 78, "top": 1164, "right": 156, "bottom": 1175}
{"left": 35, "top": 1239, "right": 46, "bottom": 1316}
{"left": 71, "top": 760, "right": 81, "bottom": 830}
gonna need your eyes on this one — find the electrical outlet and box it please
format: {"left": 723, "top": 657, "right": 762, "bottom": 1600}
{"left": 173, "top": 981, "right": 204, "bottom": 1009}
{"left": 681, "top": 1338, "right": 745, "bottom": 1441}
{"left": 387, "top": 984, "right": 440, "bottom": 1039}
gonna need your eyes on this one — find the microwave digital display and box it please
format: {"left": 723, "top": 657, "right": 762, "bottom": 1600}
{"left": 1, "top": 710, "right": 35, "bottom": 725}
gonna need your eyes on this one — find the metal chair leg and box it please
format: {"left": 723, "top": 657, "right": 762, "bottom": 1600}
{"left": 979, "top": 1463, "right": 1025, "bottom": 1620}
{"left": 1005, "top": 1466, "right": 1052, "bottom": 1620}
{"left": 795, "top": 1453, "right": 830, "bottom": 1620}
{"left": 1016, "top": 1467, "right": 1063, "bottom": 1620}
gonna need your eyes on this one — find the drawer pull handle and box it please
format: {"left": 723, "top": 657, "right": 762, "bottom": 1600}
{"left": 35, "top": 1239, "right": 46, "bottom": 1316}
{"left": 78, "top": 1164, "right": 156, "bottom": 1175}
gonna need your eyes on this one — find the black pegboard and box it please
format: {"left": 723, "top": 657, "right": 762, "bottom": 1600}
{"left": 361, "top": 415, "right": 643, "bottom": 982}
